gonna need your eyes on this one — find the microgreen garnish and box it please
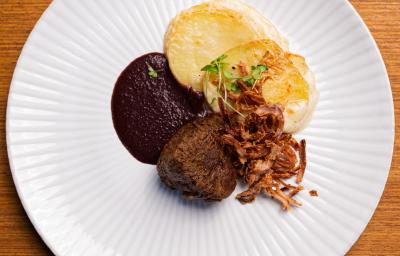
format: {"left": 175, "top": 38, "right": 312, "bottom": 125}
{"left": 201, "top": 65, "right": 218, "bottom": 74}
{"left": 243, "top": 65, "right": 268, "bottom": 87}
{"left": 201, "top": 54, "right": 229, "bottom": 101}
{"left": 201, "top": 54, "right": 228, "bottom": 74}
{"left": 223, "top": 70, "right": 234, "bottom": 79}
{"left": 252, "top": 65, "right": 268, "bottom": 79}
{"left": 227, "top": 82, "right": 240, "bottom": 93}
{"left": 146, "top": 63, "right": 161, "bottom": 78}
{"left": 201, "top": 56, "right": 267, "bottom": 117}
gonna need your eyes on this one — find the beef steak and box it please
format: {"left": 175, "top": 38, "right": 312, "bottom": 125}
{"left": 157, "top": 114, "right": 237, "bottom": 201}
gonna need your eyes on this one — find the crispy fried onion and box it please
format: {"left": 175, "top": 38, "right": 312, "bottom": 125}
{"left": 219, "top": 98, "right": 307, "bottom": 210}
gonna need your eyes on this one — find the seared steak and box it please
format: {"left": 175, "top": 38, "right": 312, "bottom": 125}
{"left": 157, "top": 114, "right": 236, "bottom": 201}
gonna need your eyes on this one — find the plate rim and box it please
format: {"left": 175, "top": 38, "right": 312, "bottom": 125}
{"left": 5, "top": 0, "right": 395, "bottom": 255}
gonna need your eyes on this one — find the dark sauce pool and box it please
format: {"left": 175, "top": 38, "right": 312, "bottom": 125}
{"left": 111, "top": 53, "right": 207, "bottom": 165}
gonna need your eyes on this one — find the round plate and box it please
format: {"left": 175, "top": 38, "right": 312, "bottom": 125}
{"left": 6, "top": 0, "right": 394, "bottom": 255}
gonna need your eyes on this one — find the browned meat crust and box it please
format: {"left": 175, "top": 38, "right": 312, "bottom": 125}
{"left": 157, "top": 114, "right": 237, "bottom": 201}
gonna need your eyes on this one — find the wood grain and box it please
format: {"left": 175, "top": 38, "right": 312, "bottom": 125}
{"left": 0, "top": 0, "right": 399, "bottom": 255}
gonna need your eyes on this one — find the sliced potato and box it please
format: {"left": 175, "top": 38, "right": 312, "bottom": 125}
{"left": 215, "top": 39, "right": 309, "bottom": 105}
{"left": 164, "top": 0, "right": 288, "bottom": 91}
{"left": 287, "top": 53, "right": 315, "bottom": 86}
{"left": 286, "top": 53, "right": 319, "bottom": 132}
{"left": 201, "top": 0, "right": 289, "bottom": 50}
{"left": 204, "top": 39, "right": 318, "bottom": 133}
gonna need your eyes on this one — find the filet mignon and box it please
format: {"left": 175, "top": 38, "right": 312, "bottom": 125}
{"left": 157, "top": 114, "right": 237, "bottom": 201}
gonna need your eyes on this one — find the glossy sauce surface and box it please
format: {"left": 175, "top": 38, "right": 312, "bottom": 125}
{"left": 112, "top": 53, "right": 207, "bottom": 164}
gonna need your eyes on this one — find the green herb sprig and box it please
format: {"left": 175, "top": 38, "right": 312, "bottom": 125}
{"left": 201, "top": 55, "right": 268, "bottom": 117}
{"left": 201, "top": 54, "right": 244, "bottom": 116}
{"left": 243, "top": 65, "right": 268, "bottom": 87}
{"left": 201, "top": 54, "right": 228, "bottom": 74}
{"left": 201, "top": 54, "right": 228, "bottom": 97}
{"left": 146, "top": 63, "right": 162, "bottom": 78}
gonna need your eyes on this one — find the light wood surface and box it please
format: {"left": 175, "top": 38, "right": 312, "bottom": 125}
{"left": 0, "top": 0, "right": 399, "bottom": 255}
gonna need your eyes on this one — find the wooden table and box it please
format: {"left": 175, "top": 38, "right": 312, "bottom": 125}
{"left": 0, "top": 0, "right": 399, "bottom": 255}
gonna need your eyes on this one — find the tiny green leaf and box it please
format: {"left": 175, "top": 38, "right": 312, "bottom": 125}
{"left": 201, "top": 54, "right": 228, "bottom": 74}
{"left": 257, "top": 64, "right": 268, "bottom": 72}
{"left": 251, "top": 64, "right": 268, "bottom": 80}
{"left": 201, "top": 64, "right": 218, "bottom": 73}
{"left": 148, "top": 70, "right": 158, "bottom": 78}
{"left": 212, "top": 54, "right": 228, "bottom": 64}
{"left": 227, "top": 82, "right": 241, "bottom": 93}
{"left": 242, "top": 76, "right": 255, "bottom": 86}
{"left": 247, "top": 79, "right": 255, "bottom": 86}
{"left": 223, "top": 70, "right": 233, "bottom": 79}
{"left": 147, "top": 63, "right": 158, "bottom": 78}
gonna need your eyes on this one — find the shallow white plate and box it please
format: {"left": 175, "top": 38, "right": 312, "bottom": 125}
{"left": 6, "top": 0, "right": 394, "bottom": 255}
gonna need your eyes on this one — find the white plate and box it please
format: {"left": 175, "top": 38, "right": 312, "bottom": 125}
{"left": 6, "top": 0, "right": 394, "bottom": 255}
